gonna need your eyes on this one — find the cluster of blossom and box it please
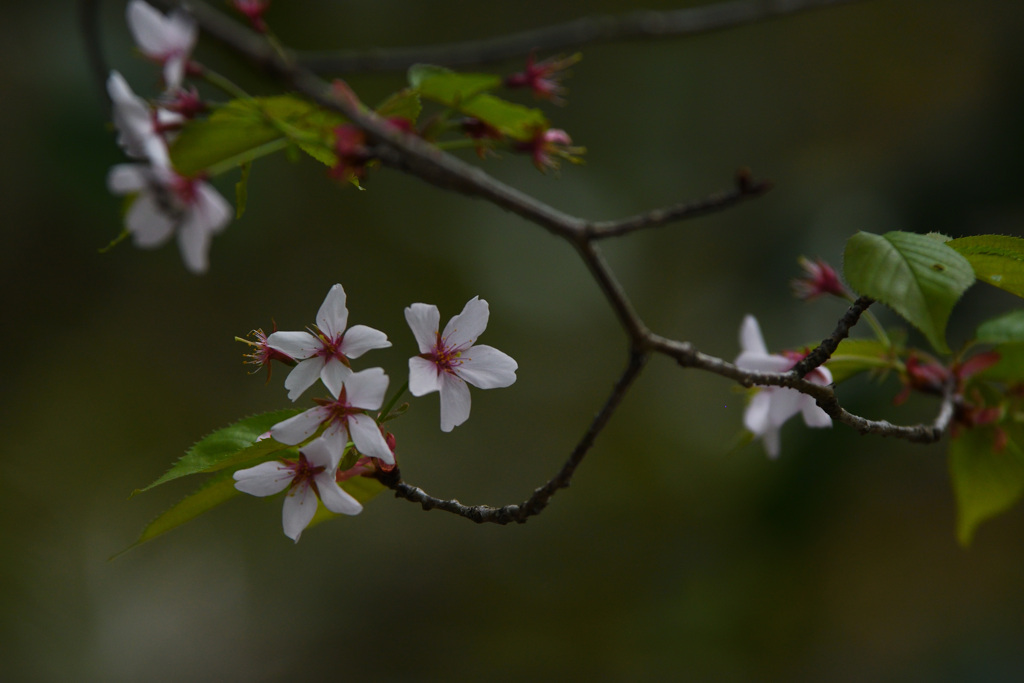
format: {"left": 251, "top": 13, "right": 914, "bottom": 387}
{"left": 235, "top": 284, "right": 518, "bottom": 541}
{"left": 106, "top": 1, "right": 232, "bottom": 273}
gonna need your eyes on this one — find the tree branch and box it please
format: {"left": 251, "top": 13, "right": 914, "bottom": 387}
{"left": 790, "top": 295, "right": 874, "bottom": 378}
{"left": 377, "top": 349, "right": 649, "bottom": 523}
{"left": 294, "top": 0, "right": 866, "bottom": 73}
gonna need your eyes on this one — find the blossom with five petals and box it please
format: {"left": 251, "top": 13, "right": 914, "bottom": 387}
{"left": 267, "top": 284, "right": 391, "bottom": 401}
{"left": 233, "top": 437, "right": 362, "bottom": 542}
{"left": 126, "top": 0, "right": 198, "bottom": 90}
{"left": 405, "top": 297, "right": 518, "bottom": 432}
{"left": 107, "top": 161, "right": 232, "bottom": 273}
{"left": 735, "top": 315, "right": 832, "bottom": 458}
{"left": 270, "top": 367, "right": 394, "bottom": 465}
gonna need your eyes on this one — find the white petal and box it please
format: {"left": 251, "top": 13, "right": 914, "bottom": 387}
{"left": 438, "top": 373, "right": 471, "bottom": 432}
{"left": 300, "top": 436, "right": 341, "bottom": 472}
{"left": 233, "top": 461, "right": 293, "bottom": 496}
{"left": 162, "top": 55, "right": 187, "bottom": 91}
{"left": 404, "top": 303, "right": 440, "bottom": 353}
{"left": 267, "top": 331, "right": 320, "bottom": 360}
{"left": 126, "top": 192, "right": 175, "bottom": 247}
{"left": 316, "top": 284, "right": 349, "bottom": 338}
{"left": 270, "top": 406, "right": 326, "bottom": 445}
{"left": 739, "top": 315, "right": 769, "bottom": 356}
{"left": 282, "top": 483, "right": 318, "bottom": 542}
{"left": 455, "top": 345, "right": 517, "bottom": 389}
{"left": 283, "top": 357, "right": 326, "bottom": 401}
{"left": 443, "top": 297, "right": 489, "bottom": 349}
{"left": 408, "top": 356, "right": 442, "bottom": 396}
{"left": 348, "top": 414, "right": 394, "bottom": 464}
{"left": 176, "top": 217, "right": 213, "bottom": 273}
{"left": 315, "top": 474, "right": 363, "bottom": 516}
{"left": 340, "top": 325, "right": 391, "bottom": 358}
{"left": 107, "top": 164, "right": 149, "bottom": 194}
{"left": 344, "top": 367, "right": 389, "bottom": 410}
{"left": 735, "top": 351, "right": 791, "bottom": 373}
{"left": 800, "top": 397, "right": 833, "bottom": 429}
{"left": 743, "top": 390, "right": 772, "bottom": 435}
{"left": 766, "top": 388, "right": 803, "bottom": 428}
{"left": 321, "top": 360, "right": 352, "bottom": 399}
{"left": 320, "top": 424, "right": 351, "bottom": 462}
{"left": 192, "top": 182, "right": 233, "bottom": 234}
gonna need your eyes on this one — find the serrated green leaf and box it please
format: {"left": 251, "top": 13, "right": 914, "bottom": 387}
{"left": 825, "top": 338, "right": 893, "bottom": 383}
{"left": 950, "top": 425, "right": 1024, "bottom": 546}
{"left": 118, "top": 472, "right": 241, "bottom": 556}
{"left": 976, "top": 310, "right": 1024, "bottom": 344}
{"left": 411, "top": 66, "right": 500, "bottom": 99}
{"left": 458, "top": 94, "right": 548, "bottom": 141}
{"left": 843, "top": 231, "right": 975, "bottom": 354}
{"left": 170, "top": 96, "right": 345, "bottom": 176}
{"left": 948, "top": 235, "right": 1024, "bottom": 298}
{"left": 376, "top": 88, "right": 422, "bottom": 125}
{"left": 137, "top": 410, "right": 299, "bottom": 492}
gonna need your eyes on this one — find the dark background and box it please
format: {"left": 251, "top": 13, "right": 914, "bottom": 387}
{"left": 4, "top": 1, "right": 1024, "bottom": 680}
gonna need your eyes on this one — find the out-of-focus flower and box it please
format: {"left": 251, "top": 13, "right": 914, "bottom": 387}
{"left": 461, "top": 117, "right": 503, "bottom": 159}
{"left": 233, "top": 437, "right": 362, "bottom": 542}
{"left": 126, "top": 0, "right": 198, "bottom": 90}
{"left": 270, "top": 367, "right": 395, "bottom": 465}
{"left": 504, "top": 52, "right": 581, "bottom": 104}
{"left": 107, "top": 70, "right": 182, "bottom": 164}
{"left": 267, "top": 284, "right": 391, "bottom": 401}
{"left": 791, "top": 256, "right": 849, "bottom": 301}
{"left": 514, "top": 127, "right": 585, "bottom": 172}
{"left": 107, "top": 161, "right": 232, "bottom": 273}
{"left": 735, "top": 315, "right": 832, "bottom": 458}
{"left": 405, "top": 297, "right": 518, "bottom": 432}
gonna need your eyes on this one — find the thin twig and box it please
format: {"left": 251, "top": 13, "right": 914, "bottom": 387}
{"left": 790, "top": 295, "right": 874, "bottom": 378}
{"left": 79, "top": 0, "right": 111, "bottom": 118}
{"left": 586, "top": 169, "right": 773, "bottom": 239}
{"left": 377, "top": 350, "right": 649, "bottom": 523}
{"left": 295, "top": 0, "right": 866, "bottom": 73}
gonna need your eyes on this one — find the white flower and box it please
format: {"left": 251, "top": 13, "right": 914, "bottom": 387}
{"left": 267, "top": 284, "right": 391, "bottom": 401}
{"left": 107, "top": 161, "right": 232, "bottom": 273}
{"left": 270, "top": 367, "right": 394, "bottom": 465}
{"left": 735, "top": 315, "right": 832, "bottom": 458}
{"left": 233, "top": 438, "right": 362, "bottom": 543}
{"left": 405, "top": 297, "right": 518, "bottom": 432}
{"left": 107, "top": 71, "right": 181, "bottom": 165}
{"left": 126, "top": 0, "right": 198, "bottom": 90}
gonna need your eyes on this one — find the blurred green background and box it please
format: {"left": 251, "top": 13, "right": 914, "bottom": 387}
{"left": 5, "top": 0, "right": 1024, "bottom": 680}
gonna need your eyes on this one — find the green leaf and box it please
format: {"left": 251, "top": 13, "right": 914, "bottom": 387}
{"left": 375, "top": 88, "right": 422, "bottom": 125}
{"left": 825, "top": 338, "right": 893, "bottom": 383}
{"left": 843, "top": 231, "right": 975, "bottom": 354}
{"left": 948, "top": 235, "right": 1024, "bottom": 298}
{"left": 976, "top": 310, "right": 1024, "bottom": 344}
{"left": 118, "top": 473, "right": 242, "bottom": 556}
{"left": 170, "top": 96, "right": 345, "bottom": 176}
{"left": 950, "top": 425, "right": 1024, "bottom": 546}
{"left": 978, "top": 342, "right": 1024, "bottom": 381}
{"left": 410, "top": 66, "right": 546, "bottom": 141}
{"left": 137, "top": 410, "right": 299, "bottom": 492}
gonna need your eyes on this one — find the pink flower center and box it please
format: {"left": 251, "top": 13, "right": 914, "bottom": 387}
{"left": 315, "top": 388, "right": 363, "bottom": 426}
{"left": 426, "top": 333, "right": 464, "bottom": 375}
{"left": 313, "top": 330, "right": 351, "bottom": 366}
{"left": 287, "top": 452, "right": 325, "bottom": 493}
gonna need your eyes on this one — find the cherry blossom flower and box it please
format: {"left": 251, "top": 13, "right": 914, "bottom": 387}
{"left": 270, "top": 367, "right": 394, "bottom": 465}
{"left": 107, "top": 71, "right": 181, "bottom": 165}
{"left": 126, "top": 0, "right": 198, "bottom": 90}
{"left": 107, "top": 161, "right": 232, "bottom": 273}
{"left": 514, "top": 127, "right": 585, "bottom": 172}
{"left": 405, "top": 297, "right": 518, "bottom": 432}
{"left": 267, "top": 284, "right": 391, "bottom": 401}
{"left": 233, "top": 437, "right": 362, "bottom": 542}
{"left": 735, "top": 315, "right": 832, "bottom": 458}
